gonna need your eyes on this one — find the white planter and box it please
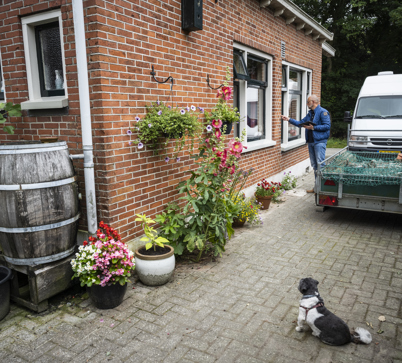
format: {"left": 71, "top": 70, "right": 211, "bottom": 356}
{"left": 134, "top": 245, "right": 175, "bottom": 286}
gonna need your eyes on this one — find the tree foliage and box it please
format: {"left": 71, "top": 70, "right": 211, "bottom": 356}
{"left": 293, "top": 0, "right": 402, "bottom": 137}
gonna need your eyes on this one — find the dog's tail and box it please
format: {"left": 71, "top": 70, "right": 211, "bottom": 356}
{"left": 351, "top": 327, "right": 372, "bottom": 344}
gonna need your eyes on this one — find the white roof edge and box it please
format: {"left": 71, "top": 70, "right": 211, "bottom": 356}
{"left": 322, "top": 42, "right": 335, "bottom": 57}
{"left": 261, "top": 0, "right": 334, "bottom": 41}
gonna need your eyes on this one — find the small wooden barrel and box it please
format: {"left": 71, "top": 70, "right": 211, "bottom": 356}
{"left": 0, "top": 142, "right": 79, "bottom": 265}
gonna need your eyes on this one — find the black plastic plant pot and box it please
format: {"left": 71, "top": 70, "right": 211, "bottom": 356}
{"left": 221, "top": 121, "right": 233, "bottom": 135}
{"left": 87, "top": 283, "right": 127, "bottom": 309}
{"left": 0, "top": 266, "right": 13, "bottom": 321}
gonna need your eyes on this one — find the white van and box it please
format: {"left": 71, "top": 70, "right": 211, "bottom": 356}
{"left": 345, "top": 71, "right": 402, "bottom": 152}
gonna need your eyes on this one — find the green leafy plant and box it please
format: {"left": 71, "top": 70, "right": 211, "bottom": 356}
{"left": 127, "top": 101, "right": 203, "bottom": 158}
{"left": 70, "top": 222, "right": 135, "bottom": 287}
{"left": 281, "top": 171, "right": 297, "bottom": 190}
{"left": 156, "top": 126, "right": 246, "bottom": 261}
{"left": 205, "top": 67, "right": 240, "bottom": 131}
{"left": 255, "top": 180, "right": 283, "bottom": 199}
{"left": 227, "top": 168, "right": 262, "bottom": 225}
{"left": 0, "top": 102, "right": 21, "bottom": 134}
{"left": 135, "top": 214, "right": 169, "bottom": 251}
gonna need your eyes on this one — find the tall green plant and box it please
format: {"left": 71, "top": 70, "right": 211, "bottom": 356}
{"left": 156, "top": 122, "right": 246, "bottom": 261}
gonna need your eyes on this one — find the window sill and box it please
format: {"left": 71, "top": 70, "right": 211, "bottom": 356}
{"left": 243, "top": 139, "right": 276, "bottom": 153}
{"left": 281, "top": 138, "right": 306, "bottom": 152}
{"left": 21, "top": 96, "right": 68, "bottom": 110}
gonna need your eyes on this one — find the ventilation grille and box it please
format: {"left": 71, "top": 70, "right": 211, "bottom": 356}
{"left": 281, "top": 41, "right": 286, "bottom": 59}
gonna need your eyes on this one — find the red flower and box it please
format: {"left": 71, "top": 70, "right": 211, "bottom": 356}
{"left": 83, "top": 241, "right": 88, "bottom": 246}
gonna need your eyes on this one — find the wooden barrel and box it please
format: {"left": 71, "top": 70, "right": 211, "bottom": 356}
{"left": 0, "top": 142, "right": 80, "bottom": 265}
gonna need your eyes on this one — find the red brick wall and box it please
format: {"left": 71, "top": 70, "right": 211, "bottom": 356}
{"left": 0, "top": 0, "right": 322, "bottom": 243}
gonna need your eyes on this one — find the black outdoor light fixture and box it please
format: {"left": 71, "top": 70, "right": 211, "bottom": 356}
{"left": 182, "top": 0, "right": 203, "bottom": 32}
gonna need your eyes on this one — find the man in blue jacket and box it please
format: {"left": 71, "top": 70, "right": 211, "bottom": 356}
{"left": 281, "top": 95, "right": 331, "bottom": 193}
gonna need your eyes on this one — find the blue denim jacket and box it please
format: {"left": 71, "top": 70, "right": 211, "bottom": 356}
{"left": 289, "top": 105, "right": 331, "bottom": 144}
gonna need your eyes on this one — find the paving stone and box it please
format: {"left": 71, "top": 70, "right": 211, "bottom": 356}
{"left": 1, "top": 166, "right": 401, "bottom": 362}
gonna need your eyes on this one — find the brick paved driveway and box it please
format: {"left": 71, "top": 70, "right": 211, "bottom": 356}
{"left": 1, "top": 168, "right": 401, "bottom": 363}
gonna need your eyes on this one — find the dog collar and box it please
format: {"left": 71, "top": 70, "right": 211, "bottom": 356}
{"left": 302, "top": 294, "right": 318, "bottom": 299}
{"left": 300, "top": 302, "right": 323, "bottom": 318}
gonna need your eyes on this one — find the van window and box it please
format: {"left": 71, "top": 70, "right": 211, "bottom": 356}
{"left": 355, "top": 96, "right": 402, "bottom": 118}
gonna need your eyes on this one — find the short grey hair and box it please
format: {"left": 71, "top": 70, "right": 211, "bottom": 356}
{"left": 308, "top": 95, "right": 319, "bottom": 104}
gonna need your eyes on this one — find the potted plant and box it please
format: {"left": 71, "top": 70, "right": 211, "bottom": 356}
{"left": 255, "top": 180, "right": 283, "bottom": 210}
{"left": 71, "top": 221, "right": 135, "bottom": 309}
{"left": 281, "top": 171, "right": 297, "bottom": 190}
{"left": 231, "top": 194, "right": 262, "bottom": 227}
{"left": 0, "top": 266, "right": 12, "bottom": 321}
{"left": 134, "top": 214, "right": 175, "bottom": 286}
{"left": 205, "top": 67, "right": 240, "bottom": 135}
{"left": 127, "top": 101, "right": 203, "bottom": 158}
{"left": 227, "top": 168, "right": 262, "bottom": 227}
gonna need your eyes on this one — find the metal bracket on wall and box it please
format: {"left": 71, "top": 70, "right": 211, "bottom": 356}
{"left": 150, "top": 65, "right": 174, "bottom": 91}
{"left": 206, "top": 74, "right": 224, "bottom": 90}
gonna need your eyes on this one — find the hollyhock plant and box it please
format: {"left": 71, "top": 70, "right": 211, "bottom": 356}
{"left": 155, "top": 125, "right": 247, "bottom": 261}
{"left": 205, "top": 67, "right": 240, "bottom": 132}
{"left": 71, "top": 222, "right": 135, "bottom": 287}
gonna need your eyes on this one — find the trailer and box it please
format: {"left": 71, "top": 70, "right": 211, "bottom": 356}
{"left": 315, "top": 147, "right": 402, "bottom": 214}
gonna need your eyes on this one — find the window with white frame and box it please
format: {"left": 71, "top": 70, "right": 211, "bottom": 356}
{"left": 281, "top": 63, "right": 312, "bottom": 148}
{"left": 233, "top": 44, "right": 274, "bottom": 151}
{"left": 0, "top": 52, "right": 4, "bottom": 101}
{"left": 21, "top": 9, "right": 68, "bottom": 110}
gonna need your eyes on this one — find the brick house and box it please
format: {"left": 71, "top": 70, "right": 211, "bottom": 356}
{"left": 0, "top": 0, "right": 335, "bottom": 246}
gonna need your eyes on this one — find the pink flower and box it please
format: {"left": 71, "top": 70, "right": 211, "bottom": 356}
{"left": 211, "top": 119, "right": 223, "bottom": 129}
{"left": 229, "top": 139, "right": 243, "bottom": 154}
{"left": 214, "top": 129, "right": 221, "bottom": 139}
{"left": 217, "top": 86, "right": 233, "bottom": 101}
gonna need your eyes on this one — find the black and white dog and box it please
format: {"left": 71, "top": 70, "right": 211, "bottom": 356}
{"left": 296, "top": 278, "right": 372, "bottom": 345}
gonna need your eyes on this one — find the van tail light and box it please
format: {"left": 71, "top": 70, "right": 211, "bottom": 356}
{"left": 324, "top": 179, "right": 336, "bottom": 186}
{"left": 319, "top": 195, "right": 338, "bottom": 206}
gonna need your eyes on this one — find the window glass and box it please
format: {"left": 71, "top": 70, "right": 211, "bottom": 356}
{"left": 233, "top": 52, "right": 248, "bottom": 79}
{"left": 355, "top": 96, "right": 402, "bottom": 118}
{"left": 288, "top": 94, "right": 301, "bottom": 140}
{"left": 35, "top": 21, "right": 65, "bottom": 97}
{"left": 281, "top": 67, "right": 287, "bottom": 89}
{"left": 247, "top": 57, "right": 266, "bottom": 83}
{"left": 247, "top": 86, "right": 265, "bottom": 142}
{"left": 233, "top": 82, "right": 239, "bottom": 137}
{"left": 289, "top": 70, "right": 301, "bottom": 91}
{"left": 0, "top": 63, "right": 4, "bottom": 100}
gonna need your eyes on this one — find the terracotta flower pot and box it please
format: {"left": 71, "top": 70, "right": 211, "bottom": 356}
{"left": 232, "top": 218, "right": 246, "bottom": 227}
{"left": 255, "top": 195, "right": 273, "bottom": 210}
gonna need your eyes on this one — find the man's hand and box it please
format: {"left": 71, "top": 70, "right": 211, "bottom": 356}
{"left": 396, "top": 153, "right": 402, "bottom": 161}
{"left": 304, "top": 124, "right": 314, "bottom": 130}
{"left": 281, "top": 115, "right": 289, "bottom": 121}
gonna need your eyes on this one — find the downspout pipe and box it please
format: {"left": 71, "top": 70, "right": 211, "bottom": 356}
{"left": 72, "top": 0, "right": 98, "bottom": 235}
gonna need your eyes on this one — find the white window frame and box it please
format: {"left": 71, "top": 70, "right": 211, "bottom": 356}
{"left": 0, "top": 52, "right": 5, "bottom": 101}
{"left": 21, "top": 9, "right": 68, "bottom": 110}
{"left": 234, "top": 42, "right": 275, "bottom": 153}
{"left": 281, "top": 61, "right": 312, "bottom": 152}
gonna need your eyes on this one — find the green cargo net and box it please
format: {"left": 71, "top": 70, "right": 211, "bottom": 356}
{"left": 321, "top": 150, "right": 402, "bottom": 186}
